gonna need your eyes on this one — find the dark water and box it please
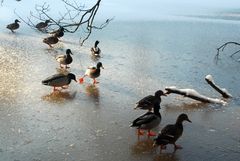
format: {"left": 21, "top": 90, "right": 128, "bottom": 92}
{"left": 0, "top": 19, "right": 240, "bottom": 161}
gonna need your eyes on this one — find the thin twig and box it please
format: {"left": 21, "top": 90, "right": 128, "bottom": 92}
{"left": 14, "top": 0, "right": 112, "bottom": 45}
{"left": 215, "top": 41, "right": 240, "bottom": 63}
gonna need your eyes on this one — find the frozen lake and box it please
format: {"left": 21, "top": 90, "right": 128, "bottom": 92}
{"left": 0, "top": 18, "right": 240, "bottom": 161}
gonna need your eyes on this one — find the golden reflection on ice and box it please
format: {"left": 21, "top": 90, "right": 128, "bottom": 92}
{"left": 0, "top": 46, "right": 26, "bottom": 104}
{"left": 131, "top": 139, "right": 155, "bottom": 154}
{"left": 42, "top": 90, "right": 77, "bottom": 103}
{"left": 85, "top": 84, "right": 99, "bottom": 97}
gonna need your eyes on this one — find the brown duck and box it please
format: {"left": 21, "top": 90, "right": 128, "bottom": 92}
{"left": 43, "top": 35, "right": 59, "bottom": 48}
{"left": 6, "top": 19, "right": 20, "bottom": 33}
{"left": 153, "top": 113, "right": 191, "bottom": 151}
{"left": 36, "top": 20, "right": 51, "bottom": 31}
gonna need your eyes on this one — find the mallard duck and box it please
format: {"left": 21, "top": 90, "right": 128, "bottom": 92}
{"left": 43, "top": 35, "right": 59, "bottom": 48}
{"left": 91, "top": 40, "right": 101, "bottom": 56}
{"left": 130, "top": 104, "right": 161, "bottom": 137}
{"left": 135, "top": 90, "right": 167, "bottom": 111}
{"left": 153, "top": 113, "right": 191, "bottom": 151}
{"left": 6, "top": 19, "right": 20, "bottom": 33}
{"left": 51, "top": 27, "right": 64, "bottom": 38}
{"left": 56, "top": 49, "right": 73, "bottom": 68}
{"left": 42, "top": 73, "right": 77, "bottom": 91}
{"left": 79, "top": 62, "right": 104, "bottom": 84}
{"left": 36, "top": 20, "right": 51, "bottom": 31}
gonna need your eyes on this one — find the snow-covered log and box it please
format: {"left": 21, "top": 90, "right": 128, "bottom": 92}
{"left": 165, "top": 86, "right": 227, "bottom": 105}
{"left": 205, "top": 75, "right": 232, "bottom": 98}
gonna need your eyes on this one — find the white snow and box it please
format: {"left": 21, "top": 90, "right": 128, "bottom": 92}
{"left": 205, "top": 74, "right": 213, "bottom": 82}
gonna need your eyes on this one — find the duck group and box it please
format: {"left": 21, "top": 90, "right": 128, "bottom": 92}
{"left": 131, "top": 90, "right": 192, "bottom": 152}
{"left": 6, "top": 18, "right": 192, "bottom": 155}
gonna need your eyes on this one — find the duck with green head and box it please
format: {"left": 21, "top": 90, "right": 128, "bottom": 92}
{"left": 130, "top": 104, "right": 161, "bottom": 138}
{"left": 56, "top": 49, "right": 73, "bottom": 68}
{"left": 42, "top": 73, "right": 77, "bottom": 92}
{"left": 6, "top": 19, "right": 20, "bottom": 33}
{"left": 79, "top": 62, "right": 104, "bottom": 84}
{"left": 91, "top": 40, "right": 101, "bottom": 56}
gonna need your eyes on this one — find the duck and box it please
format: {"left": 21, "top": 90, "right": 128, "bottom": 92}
{"left": 56, "top": 49, "right": 73, "bottom": 68}
{"left": 153, "top": 113, "right": 191, "bottom": 151}
{"left": 79, "top": 62, "right": 104, "bottom": 84}
{"left": 6, "top": 19, "right": 20, "bottom": 33}
{"left": 91, "top": 40, "right": 101, "bottom": 56}
{"left": 42, "top": 73, "right": 77, "bottom": 91}
{"left": 43, "top": 35, "right": 59, "bottom": 48}
{"left": 51, "top": 27, "right": 64, "bottom": 38}
{"left": 135, "top": 90, "right": 167, "bottom": 111}
{"left": 130, "top": 104, "right": 161, "bottom": 137}
{"left": 36, "top": 20, "right": 51, "bottom": 31}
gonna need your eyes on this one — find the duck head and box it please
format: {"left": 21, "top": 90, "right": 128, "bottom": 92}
{"left": 176, "top": 113, "right": 191, "bottom": 123}
{"left": 15, "top": 19, "right": 20, "bottom": 23}
{"left": 66, "top": 49, "right": 73, "bottom": 55}
{"left": 68, "top": 73, "right": 77, "bottom": 82}
{"left": 96, "top": 62, "right": 104, "bottom": 69}
{"left": 60, "top": 27, "right": 64, "bottom": 32}
{"left": 95, "top": 40, "right": 100, "bottom": 47}
{"left": 45, "top": 20, "right": 51, "bottom": 24}
{"left": 155, "top": 90, "right": 167, "bottom": 97}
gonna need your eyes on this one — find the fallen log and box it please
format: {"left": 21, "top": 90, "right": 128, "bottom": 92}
{"left": 165, "top": 86, "right": 227, "bottom": 105}
{"left": 205, "top": 75, "right": 232, "bottom": 98}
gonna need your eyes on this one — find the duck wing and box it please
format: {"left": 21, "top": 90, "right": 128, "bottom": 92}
{"left": 91, "top": 47, "right": 101, "bottom": 55}
{"left": 135, "top": 95, "right": 155, "bottom": 109}
{"left": 155, "top": 124, "right": 177, "bottom": 145}
{"left": 131, "top": 112, "right": 158, "bottom": 127}
{"left": 43, "top": 36, "right": 58, "bottom": 44}
{"left": 85, "top": 66, "right": 96, "bottom": 75}
{"left": 42, "top": 73, "right": 69, "bottom": 87}
{"left": 7, "top": 23, "right": 19, "bottom": 30}
{"left": 36, "top": 22, "right": 46, "bottom": 29}
{"left": 56, "top": 54, "right": 66, "bottom": 63}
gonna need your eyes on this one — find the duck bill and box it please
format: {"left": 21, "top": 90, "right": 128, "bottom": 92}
{"left": 70, "top": 51, "right": 73, "bottom": 55}
{"left": 162, "top": 92, "right": 168, "bottom": 96}
{"left": 187, "top": 118, "right": 192, "bottom": 123}
{"left": 101, "top": 66, "right": 104, "bottom": 69}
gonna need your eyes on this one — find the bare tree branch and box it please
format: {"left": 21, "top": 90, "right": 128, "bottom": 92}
{"left": 165, "top": 86, "right": 227, "bottom": 105}
{"left": 215, "top": 41, "right": 240, "bottom": 63}
{"left": 205, "top": 74, "right": 232, "bottom": 98}
{"left": 14, "top": 0, "right": 113, "bottom": 45}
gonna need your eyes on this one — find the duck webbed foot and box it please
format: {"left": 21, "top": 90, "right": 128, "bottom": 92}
{"left": 174, "top": 144, "right": 183, "bottom": 149}
{"left": 137, "top": 129, "right": 145, "bottom": 136}
{"left": 93, "top": 79, "right": 99, "bottom": 84}
{"left": 79, "top": 77, "right": 84, "bottom": 84}
{"left": 160, "top": 145, "right": 167, "bottom": 150}
{"left": 147, "top": 130, "right": 157, "bottom": 137}
{"left": 53, "top": 87, "right": 60, "bottom": 92}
